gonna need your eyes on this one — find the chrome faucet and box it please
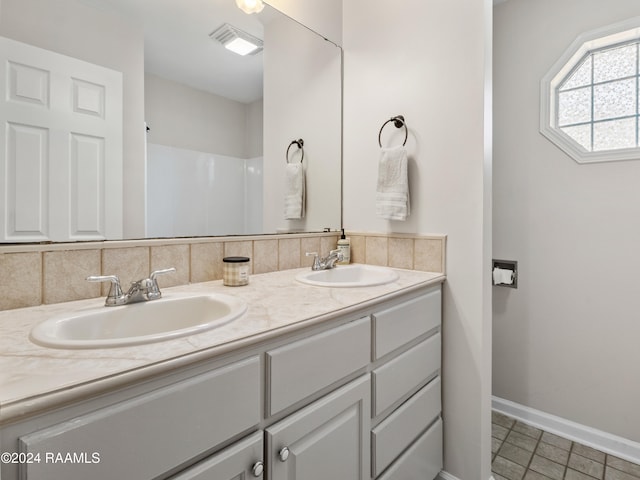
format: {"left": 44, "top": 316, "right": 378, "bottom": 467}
{"left": 87, "top": 268, "right": 176, "bottom": 306}
{"left": 305, "top": 250, "right": 344, "bottom": 271}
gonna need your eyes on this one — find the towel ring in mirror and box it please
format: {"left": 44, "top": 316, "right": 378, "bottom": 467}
{"left": 378, "top": 115, "right": 408, "bottom": 148}
{"left": 286, "top": 139, "right": 304, "bottom": 164}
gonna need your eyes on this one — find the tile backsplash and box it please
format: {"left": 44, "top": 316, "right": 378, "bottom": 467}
{"left": 0, "top": 232, "right": 445, "bottom": 311}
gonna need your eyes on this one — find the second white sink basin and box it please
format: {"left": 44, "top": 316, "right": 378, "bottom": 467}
{"left": 295, "top": 264, "right": 399, "bottom": 288}
{"left": 30, "top": 292, "right": 247, "bottom": 349}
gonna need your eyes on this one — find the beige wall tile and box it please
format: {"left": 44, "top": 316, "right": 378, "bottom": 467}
{"left": 365, "top": 236, "right": 388, "bottom": 266}
{"left": 102, "top": 247, "right": 150, "bottom": 294}
{"left": 223, "top": 240, "right": 253, "bottom": 258}
{"left": 0, "top": 252, "right": 42, "bottom": 310}
{"left": 190, "top": 242, "right": 224, "bottom": 282}
{"left": 224, "top": 241, "right": 253, "bottom": 273}
{"left": 278, "top": 238, "right": 301, "bottom": 270}
{"left": 389, "top": 238, "right": 414, "bottom": 269}
{"left": 349, "top": 235, "right": 366, "bottom": 264}
{"left": 43, "top": 250, "right": 101, "bottom": 304}
{"left": 0, "top": 232, "right": 443, "bottom": 311}
{"left": 150, "top": 244, "right": 190, "bottom": 287}
{"left": 415, "top": 238, "right": 444, "bottom": 273}
{"left": 254, "top": 239, "right": 279, "bottom": 274}
{"left": 320, "top": 235, "right": 339, "bottom": 257}
{"left": 300, "top": 237, "right": 321, "bottom": 267}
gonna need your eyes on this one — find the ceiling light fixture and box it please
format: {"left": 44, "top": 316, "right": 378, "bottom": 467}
{"left": 209, "top": 23, "right": 263, "bottom": 56}
{"left": 235, "top": 0, "right": 264, "bottom": 14}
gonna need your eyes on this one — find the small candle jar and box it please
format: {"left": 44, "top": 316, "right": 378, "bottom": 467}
{"left": 223, "top": 256, "right": 250, "bottom": 286}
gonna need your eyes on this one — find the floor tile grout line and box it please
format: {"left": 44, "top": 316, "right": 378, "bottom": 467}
{"left": 564, "top": 441, "right": 575, "bottom": 479}
{"left": 524, "top": 429, "right": 544, "bottom": 479}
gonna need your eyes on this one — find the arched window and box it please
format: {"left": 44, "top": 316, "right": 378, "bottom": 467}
{"left": 540, "top": 18, "right": 640, "bottom": 163}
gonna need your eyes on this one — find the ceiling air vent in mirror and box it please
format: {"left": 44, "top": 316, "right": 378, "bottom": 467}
{"left": 209, "top": 23, "right": 263, "bottom": 56}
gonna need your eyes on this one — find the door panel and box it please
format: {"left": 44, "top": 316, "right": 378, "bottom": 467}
{"left": 266, "top": 375, "right": 370, "bottom": 480}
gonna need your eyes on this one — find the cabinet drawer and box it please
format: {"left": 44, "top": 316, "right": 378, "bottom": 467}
{"left": 267, "top": 316, "right": 370, "bottom": 415}
{"left": 374, "top": 287, "right": 441, "bottom": 359}
{"left": 373, "top": 333, "right": 441, "bottom": 416}
{"left": 19, "top": 356, "right": 261, "bottom": 480}
{"left": 169, "top": 432, "right": 263, "bottom": 480}
{"left": 376, "top": 417, "right": 443, "bottom": 480}
{"left": 372, "top": 377, "right": 441, "bottom": 477}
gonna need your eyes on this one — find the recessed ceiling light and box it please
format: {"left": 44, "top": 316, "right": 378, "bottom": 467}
{"left": 209, "top": 23, "right": 263, "bottom": 56}
{"left": 235, "top": 0, "right": 264, "bottom": 14}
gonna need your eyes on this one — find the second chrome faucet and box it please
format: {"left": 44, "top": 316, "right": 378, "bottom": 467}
{"left": 87, "top": 268, "right": 176, "bottom": 306}
{"left": 305, "top": 250, "right": 344, "bottom": 271}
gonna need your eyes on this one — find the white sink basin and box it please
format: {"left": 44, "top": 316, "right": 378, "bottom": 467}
{"left": 295, "top": 264, "right": 399, "bottom": 288}
{"left": 30, "top": 293, "right": 247, "bottom": 349}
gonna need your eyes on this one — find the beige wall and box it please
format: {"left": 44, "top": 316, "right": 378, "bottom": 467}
{"left": 342, "top": 0, "right": 492, "bottom": 478}
{"left": 493, "top": 0, "right": 640, "bottom": 443}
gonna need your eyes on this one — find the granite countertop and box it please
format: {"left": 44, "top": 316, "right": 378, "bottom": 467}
{"left": 0, "top": 265, "right": 444, "bottom": 424}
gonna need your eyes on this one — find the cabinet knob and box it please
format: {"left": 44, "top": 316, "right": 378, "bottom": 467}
{"left": 251, "top": 461, "right": 264, "bottom": 477}
{"left": 278, "top": 446, "right": 290, "bottom": 462}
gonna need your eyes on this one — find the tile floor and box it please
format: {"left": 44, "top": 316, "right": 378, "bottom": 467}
{"left": 492, "top": 411, "right": 640, "bottom": 480}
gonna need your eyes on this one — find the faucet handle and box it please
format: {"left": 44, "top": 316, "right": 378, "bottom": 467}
{"left": 86, "top": 275, "right": 124, "bottom": 306}
{"left": 305, "top": 252, "right": 321, "bottom": 270}
{"left": 150, "top": 267, "right": 176, "bottom": 281}
{"left": 148, "top": 267, "right": 176, "bottom": 299}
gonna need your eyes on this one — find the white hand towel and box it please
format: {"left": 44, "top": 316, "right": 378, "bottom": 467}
{"left": 284, "top": 163, "right": 305, "bottom": 219}
{"left": 376, "top": 145, "right": 410, "bottom": 220}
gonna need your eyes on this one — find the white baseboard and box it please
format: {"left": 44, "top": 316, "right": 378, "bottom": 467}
{"left": 437, "top": 471, "right": 462, "bottom": 480}
{"left": 492, "top": 396, "right": 640, "bottom": 465}
{"left": 437, "top": 470, "right": 493, "bottom": 480}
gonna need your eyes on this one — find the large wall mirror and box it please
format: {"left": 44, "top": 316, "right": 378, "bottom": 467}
{"left": 0, "top": 0, "right": 342, "bottom": 242}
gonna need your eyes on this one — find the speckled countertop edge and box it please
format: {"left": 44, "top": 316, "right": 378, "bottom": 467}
{"left": 0, "top": 265, "right": 444, "bottom": 424}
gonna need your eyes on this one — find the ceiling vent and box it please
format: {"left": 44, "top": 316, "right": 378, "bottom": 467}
{"left": 209, "top": 23, "right": 263, "bottom": 56}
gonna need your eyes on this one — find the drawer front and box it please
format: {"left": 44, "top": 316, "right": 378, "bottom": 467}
{"left": 374, "top": 287, "right": 441, "bottom": 360}
{"left": 19, "top": 356, "right": 261, "bottom": 480}
{"left": 372, "top": 377, "right": 441, "bottom": 477}
{"left": 267, "top": 316, "right": 370, "bottom": 415}
{"left": 373, "top": 333, "right": 441, "bottom": 416}
{"left": 170, "top": 432, "right": 263, "bottom": 480}
{"left": 376, "top": 418, "right": 443, "bottom": 480}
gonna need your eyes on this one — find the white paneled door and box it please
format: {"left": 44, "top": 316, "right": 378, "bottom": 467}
{"left": 0, "top": 37, "right": 123, "bottom": 242}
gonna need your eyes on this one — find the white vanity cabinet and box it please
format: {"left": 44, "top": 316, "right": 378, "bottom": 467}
{"left": 1, "top": 282, "right": 443, "bottom": 480}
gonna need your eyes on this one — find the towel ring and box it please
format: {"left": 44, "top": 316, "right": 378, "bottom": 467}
{"left": 378, "top": 115, "right": 408, "bottom": 148}
{"left": 286, "top": 139, "right": 304, "bottom": 164}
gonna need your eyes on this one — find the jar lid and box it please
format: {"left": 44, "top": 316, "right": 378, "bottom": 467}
{"left": 223, "top": 256, "right": 250, "bottom": 263}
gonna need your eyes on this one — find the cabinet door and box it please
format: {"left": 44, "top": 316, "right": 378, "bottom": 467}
{"left": 169, "top": 432, "right": 263, "bottom": 480}
{"left": 266, "top": 375, "right": 370, "bottom": 480}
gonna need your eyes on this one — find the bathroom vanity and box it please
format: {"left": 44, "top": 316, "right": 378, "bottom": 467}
{"left": 0, "top": 267, "right": 444, "bottom": 480}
